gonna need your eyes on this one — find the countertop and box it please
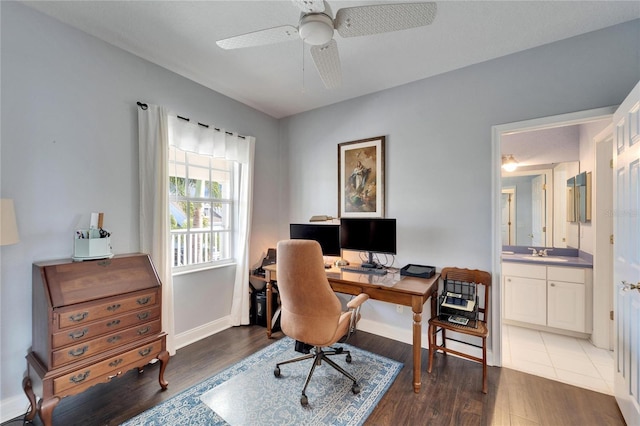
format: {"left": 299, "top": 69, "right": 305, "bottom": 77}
{"left": 501, "top": 252, "right": 593, "bottom": 268}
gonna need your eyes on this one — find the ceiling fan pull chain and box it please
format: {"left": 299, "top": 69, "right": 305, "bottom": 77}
{"left": 302, "top": 40, "right": 306, "bottom": 94}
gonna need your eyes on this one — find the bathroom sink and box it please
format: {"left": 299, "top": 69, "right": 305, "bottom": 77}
{"left": 520, "top": 256, "right": 568, "bottom": 262}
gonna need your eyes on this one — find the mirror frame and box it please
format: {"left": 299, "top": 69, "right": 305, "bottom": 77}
{"left": 501, "top": 168, "right": 553, "bottom": 247}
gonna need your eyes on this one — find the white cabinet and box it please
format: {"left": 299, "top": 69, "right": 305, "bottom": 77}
{"left": 503, "top": 263, "right": 547, "bottom": 325}
{"left": 547, "top": 266, "right": 586, "bottom": 332}
{"left": 503, "top": 262, "right": 592, "bottom": 334}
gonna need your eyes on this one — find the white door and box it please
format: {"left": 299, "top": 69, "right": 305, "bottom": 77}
{"left": 613, "top": 81, "right": 640, "bottom": 425}
{"left": 531, "top": 175, "right": 545, "bottom": 246}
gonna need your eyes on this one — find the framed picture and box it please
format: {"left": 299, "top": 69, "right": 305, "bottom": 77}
{"left": 338, "top": 136, "right": 385, "bottom": 217}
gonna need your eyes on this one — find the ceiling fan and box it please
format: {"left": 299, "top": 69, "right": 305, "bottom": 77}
{"left": 216, "top": 1, "right": 437, "bottom": 89}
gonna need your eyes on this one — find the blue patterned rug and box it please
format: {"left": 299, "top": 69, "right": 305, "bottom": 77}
{"left": 121, "top": 336, "right": 402, "bottom": 426}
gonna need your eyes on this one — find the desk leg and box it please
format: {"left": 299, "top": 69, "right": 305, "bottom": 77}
{"left": 266, "top": 281, "right": 273, "bottom": 339}
{"left": 411, "top": 298, "right": 423, "bottom": 393}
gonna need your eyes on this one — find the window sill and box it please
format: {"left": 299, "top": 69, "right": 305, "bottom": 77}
{"left": 172, "top": 261, "right": 236, "bottom": 277}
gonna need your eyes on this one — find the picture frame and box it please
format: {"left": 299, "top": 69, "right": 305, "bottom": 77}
{"left": 338, "top": 136, "right": 385, "bottom": 218}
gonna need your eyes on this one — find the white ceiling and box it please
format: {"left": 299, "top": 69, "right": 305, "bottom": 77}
{"left": 23, "top": 1, "right": 640, "bottom": 119}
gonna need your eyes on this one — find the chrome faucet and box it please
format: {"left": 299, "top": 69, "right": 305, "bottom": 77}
{"left": 540, "top": 248, "right": 553, "bottom": 257}
{"left": 527, "top": 247, "right": 539, "bottom": 256}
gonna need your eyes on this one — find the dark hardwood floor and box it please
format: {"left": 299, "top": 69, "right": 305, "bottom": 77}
{"left": 6, "top": 326, "right": 625, "bottom": 426}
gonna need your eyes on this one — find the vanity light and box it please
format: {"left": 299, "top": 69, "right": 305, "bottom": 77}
{"left": 502, "top": 155, "right": 519, "bottom": 172}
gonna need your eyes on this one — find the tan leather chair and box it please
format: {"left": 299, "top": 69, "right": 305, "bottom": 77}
{"left": 427, "top": 267, "right": 492, "bottom": 393}
{"left": 274, "top": 239, "right": 369, "bottom": 406}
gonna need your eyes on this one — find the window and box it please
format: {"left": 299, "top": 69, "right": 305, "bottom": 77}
{"left": 169, "top": 146, "right": 235, "bottom": 270}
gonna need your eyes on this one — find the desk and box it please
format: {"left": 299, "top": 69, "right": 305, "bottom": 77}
{"left": 263, "top": 264, "right": 439, "bottom": 394}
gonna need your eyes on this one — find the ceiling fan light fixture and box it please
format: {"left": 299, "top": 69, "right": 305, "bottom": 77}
{"left": 502, "top": 154, "right": 519, "bottom": 172}
{"left": 299, "top": 13, "right": 334, "bottom": 45}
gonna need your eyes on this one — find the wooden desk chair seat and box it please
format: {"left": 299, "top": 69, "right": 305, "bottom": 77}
{"left": 427, "top": 267, "right": 492, "bottom": 393}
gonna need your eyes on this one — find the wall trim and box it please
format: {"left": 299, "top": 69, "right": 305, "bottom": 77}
{"left": 1, "top": 393, "right": 31, "bottom": 424}
{"left": 358, "top": 318, "right": 491, "bottom": 364}
{"left": 174, "top": 316, "right": 233, "bottom": 350}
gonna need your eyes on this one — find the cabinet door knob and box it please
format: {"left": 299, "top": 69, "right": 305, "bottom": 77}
{"left": 550, "top": 283, "right": 556, "bottom": 287}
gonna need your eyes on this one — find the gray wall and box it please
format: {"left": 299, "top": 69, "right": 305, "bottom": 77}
{"left": 0, "top": 2, "right": 281, "bottom": 413}
{"left": 278, "top": 20, "right": 639, "bottom": 336}
{"left": 1, "top": 0, "right": 638, "bottom": 418}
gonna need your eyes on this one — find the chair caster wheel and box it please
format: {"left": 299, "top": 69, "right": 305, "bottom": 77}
{"left": 346, "top": 354, "right": 352, "bottom": 363}
{"left": 352, "top": 384, "right": 360, "bottom": 394}
{"left": 274, "top": 367, "right": 281, "bottom": 377}
{"left": 300, "top": 394, "right": 308, "bottom": 406}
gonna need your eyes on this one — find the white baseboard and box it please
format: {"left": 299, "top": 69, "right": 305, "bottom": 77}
{"left": 357, "top": 318, "right": 494, "bottom": 365}
{"left": 174, "top": 316, "right": 233, "bottom": 350}
{"left": 1, "top": 393, "right": 31, "bottom": 424}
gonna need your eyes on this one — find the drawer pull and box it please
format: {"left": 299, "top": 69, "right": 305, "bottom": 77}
{"left": 70, "top": 371, "right": 90, "bottom": 383}
{"left": 69, "top": 312, "right": 89, "bottom": 322}
{"left": 69, "top": 328, "right": 89, "bottom": 340}
{"left": 107, "top": 371, "right": 122, "bottom": 380}
{"left": 107, "top": 304, "right": 121, "bottom": 312}
{"left": 137, "top": 297, "right": 151, "bottom": 305}
{"left": 137, "top": 326, "right": 151, "bottom": 335}
{"left": 107, "top": 335, "right": 122, "bottom": 344}
{"left": 106, "top": 320, "right": 121, "bottom": 327}
{"left": 138, "top": 347, "right": 153, "bottom": 357}
{"left": 109, "top": 358, "right": 123, "bottom": 368}
{"left": 68, "top": 346, "right": 89, "bottom": 357}
{"left": 137, "top": 312, "right": 150, "bottom": 321}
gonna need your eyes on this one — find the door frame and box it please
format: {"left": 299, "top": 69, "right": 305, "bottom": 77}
{"left": 491, "top": 106, "right": 616, "bottom": 366}
{"left": 501, "top": 186, "right": 516, "bottom": 245}
{"left": 592, "top": 124, "right": 614, "bottom": 350}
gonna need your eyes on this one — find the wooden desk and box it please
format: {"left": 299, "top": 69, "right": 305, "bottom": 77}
{"left": 263, "top": 264, "right": 439, "bottom": 394}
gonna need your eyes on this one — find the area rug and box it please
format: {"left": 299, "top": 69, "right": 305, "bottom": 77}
{"left": 121, "top": 337, "right": 402, "bottom": 426}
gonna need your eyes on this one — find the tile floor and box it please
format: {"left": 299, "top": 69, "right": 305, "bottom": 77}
{"left": 502, "top": 324, "right": 614, "bottom": 395}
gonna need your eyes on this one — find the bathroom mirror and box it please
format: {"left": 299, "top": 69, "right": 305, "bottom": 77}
{"left": 501, "top": 161, "right": 580, "bottom": 248}
{"left": 576, "top": 171, "right": 592, "bottom": 223}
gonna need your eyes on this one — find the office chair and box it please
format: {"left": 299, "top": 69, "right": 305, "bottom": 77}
{"left": 274, "top": 239, "right": 369, "bottom": 406}
{"left": 427, "top": 267, "right": 492, "bottom": 393}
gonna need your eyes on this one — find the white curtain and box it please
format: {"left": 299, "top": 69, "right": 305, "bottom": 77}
{"left": 138, "top": 104, "right": 176, "bottom": 354}
{"left": 139, "top": 108, "right": 255, "bottom": 335}
{"left": 167, "top": 116, "right": 255, "bottom": 326}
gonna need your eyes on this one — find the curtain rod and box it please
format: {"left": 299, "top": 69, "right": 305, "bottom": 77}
{"left": 137, "top": 101, "right": 246, "bottom": 139}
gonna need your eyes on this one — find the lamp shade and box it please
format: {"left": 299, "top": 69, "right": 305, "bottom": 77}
{"left": 1, "top": 199, "right": 20, "bottom": 246}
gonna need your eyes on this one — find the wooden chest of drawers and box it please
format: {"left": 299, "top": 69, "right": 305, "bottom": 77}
{"left": 23, "top": 253, "right": 169, "bottom": 426}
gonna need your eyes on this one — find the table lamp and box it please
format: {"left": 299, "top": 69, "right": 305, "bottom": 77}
{"left": 1, "top": 198, "right": 20, "bottom": 246}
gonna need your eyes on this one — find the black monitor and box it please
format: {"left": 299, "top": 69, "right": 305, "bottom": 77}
{"left": 340, "top": 218, "right": 396, "bottom": 266}
{"left": 289, "top": 224, "right": 341, "bottom": 256}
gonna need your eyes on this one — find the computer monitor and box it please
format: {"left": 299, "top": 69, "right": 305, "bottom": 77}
{"left": 339, "top": 218, "right": 396, "bottom": 266}
{"left": 289, "top": 223, "right": 341, "bottom": 256}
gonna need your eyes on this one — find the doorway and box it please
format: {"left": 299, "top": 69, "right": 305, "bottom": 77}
{"left": 491, "top": 106, "right": 616, "bottom": 393}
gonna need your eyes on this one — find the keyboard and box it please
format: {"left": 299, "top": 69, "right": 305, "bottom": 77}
{"left": 341, "top": 265, "right": 387, "bottom": 275}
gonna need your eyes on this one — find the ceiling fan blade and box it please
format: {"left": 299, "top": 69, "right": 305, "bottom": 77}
{"left": 310, "top": 40, "right": 341, "bottom": 89}
{"left": 216, "top": 25, "right": 299, "bottom": 49}
{"left": 292, "top": 0, "right": 325, "bottom": 14}
{"left": 335, "top": 2, "right": 437, "bottom": 38}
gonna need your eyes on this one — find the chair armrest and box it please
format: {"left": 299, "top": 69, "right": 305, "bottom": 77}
{"left": 347, "top": 293, "right": 369, "bottom": 309}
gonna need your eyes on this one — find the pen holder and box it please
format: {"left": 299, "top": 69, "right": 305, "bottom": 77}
{"left": 73, "top": 229, "right": 112, "bottom": 259}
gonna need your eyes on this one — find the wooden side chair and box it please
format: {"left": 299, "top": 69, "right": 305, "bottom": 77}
{"left": 427, "top": 267, "right": 492, "bottom": 393}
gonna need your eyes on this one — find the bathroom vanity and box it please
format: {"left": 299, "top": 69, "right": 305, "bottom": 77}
{"left": 502, "top": 253, "right": 593, "bottom": 336}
